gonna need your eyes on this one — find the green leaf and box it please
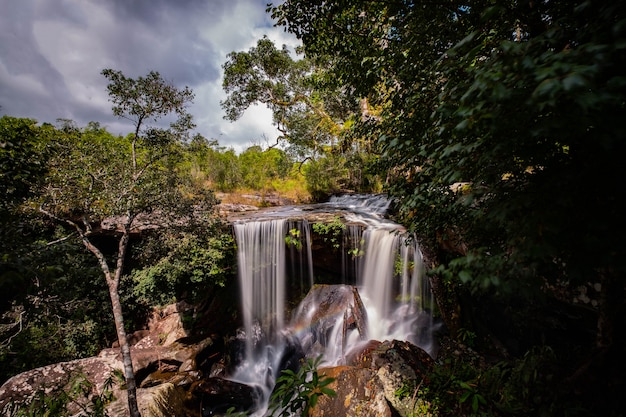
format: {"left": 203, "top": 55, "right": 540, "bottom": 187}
{"left": 459, "top": 270, "right": 472, "bottom": 283}
{"left": 460, "top": 391, "right": 472, "bottom": 403}
{"left": 562, "top": 73, "right": 587, "bottom": 91}
{"left": 472, "top": 394, "right": 479, "bottom": 411}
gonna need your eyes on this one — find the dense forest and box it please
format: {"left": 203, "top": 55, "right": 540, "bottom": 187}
{"left": 2, "top": 0, "right": 626, "bottom": 416}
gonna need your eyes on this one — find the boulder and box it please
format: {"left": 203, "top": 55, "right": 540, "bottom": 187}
{"left": 192, "top": 377, "right": 262, "bottom": 416}
{"left": 310, "top": 340, "right": 435, "bottom": 417}
{"left": 0, "top": 355, "right": 123, "bottom": 416}
{"left": 139, "top": 383, "right": 191, "bottom": 417}
{"left": 0, "top": 302, "right": 221, "bottom": 417}
{"left": 107, "top": 382, "right": 192, "bottom": 417}
{"left": 310, "top": 366, "right": 393, "bottom": 417}
{"left": 290, "top": 284, "right": 368, "bottom": 358}
{"left": 348, "top": 339, "right": 435, "bottom": 417}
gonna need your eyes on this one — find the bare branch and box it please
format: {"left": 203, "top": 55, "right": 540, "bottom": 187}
{"left": 46, "top": 234, "right": 76, "bottom": 246}
{"left": 0, "top": 311, "right": 26, "bottom": 349}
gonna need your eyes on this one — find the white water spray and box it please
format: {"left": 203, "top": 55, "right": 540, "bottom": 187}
{"left": 230, "top": 195, "right": 435, "bottom": 414}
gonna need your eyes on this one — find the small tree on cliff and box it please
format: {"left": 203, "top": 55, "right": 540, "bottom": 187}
{"left": 37, "top": 70, "right": 195, "bottom": 417}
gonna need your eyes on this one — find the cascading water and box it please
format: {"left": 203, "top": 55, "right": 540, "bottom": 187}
{"left": 234, "top": 219, "right": 288, "bottom": 359}
{"left": 230, "top": 218, "right": 315, "bottom": 407}
{"left": 229, "top": 194, "right": 434, "bottom": 415}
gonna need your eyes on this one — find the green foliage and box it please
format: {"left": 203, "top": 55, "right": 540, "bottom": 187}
{"left": 271, "top": 0, "right": 626, "bottom": 290}
{"left": 347, "top": 244, "right": 364, "bottom": 258}
{"left": 271, "top": 8, "right": 626, "bottom": 414}
{"left": 40, "top": 121, "right": 138, "bottom": 218}
{"left": 223, "top": 407, "right": 248, "bottom": 417}
{"left": 422, "top": 342, "right": 586, "bottom": 417}
{"left": 131, "top": 226, "right": 236, "bottom": 306}
{"left": 394, "top": 255, "right": 414, "bottom": 278}
{"left": 0, "top": 230, "right": 113, "bottom": 382}
{"left": 285, "top": 228, "right": 303, "bottom": 251}
{"left": 239, "top": 146, "right": 291, "bottom": 191}
{"left": 0, "top": 116, "right": 49, "bottom": 214}
{"left": 395, "top": 382, "right": 438, "bottom": 417}
{"left": 312, "top": 217, "right": 345, "bottom": 250}
{"left": 5, "top": 371, "right": 115, "bottom": 417}
{"left": 456, "top": 328, "right": 477, "bottom": 348}
{"left": 267, "top": 355, "right": 336, "bottom": 417}
{"left": 302, "top": 153, "right": 348, "bottom": 201}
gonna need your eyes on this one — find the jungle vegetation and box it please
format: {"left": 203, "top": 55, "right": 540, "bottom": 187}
{"left": 1, "top": 0, "right": 625, "bottom": 416}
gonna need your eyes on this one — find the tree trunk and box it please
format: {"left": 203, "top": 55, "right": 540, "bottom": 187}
{"left": 108, "top": 280, "right": 141, "bottom": 417}
{"left": 81, "top": 230, "right": 141, "bottom": 417}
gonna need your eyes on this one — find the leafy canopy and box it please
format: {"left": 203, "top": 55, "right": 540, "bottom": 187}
{"left": 270, "top": 0, "right": 626, "bottom": 293}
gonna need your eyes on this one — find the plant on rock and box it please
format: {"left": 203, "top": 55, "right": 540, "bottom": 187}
{"left": 267, "top": 355, "right": 336, "bottom": 417}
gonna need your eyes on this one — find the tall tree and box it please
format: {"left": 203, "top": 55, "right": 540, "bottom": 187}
{"left": 271, "top": 0, "right": 626, "bottom": 412}
{"left": 222, "top": 36, "right": 384, "bottom": 197}
{"left": 36, "top": 70, "right": 196, "bottom": 417}
{"left": 221, "top": 36, "right": 358, "bottom": 159}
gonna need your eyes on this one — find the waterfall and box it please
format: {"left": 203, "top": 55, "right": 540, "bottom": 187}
{"left": 230, "top": 194, "right": 435, "bottom": 414}
{"left": 234, "top": 219, "right": 288, "bottom": 359}
{"left": 234, "top": 218, "right": 315, "bottom": 351}
{"left": 357, "top": 226, "right": 433, "bottom": 353}
{"left": 341, "top": 224, "right": 363, "bottom": 283}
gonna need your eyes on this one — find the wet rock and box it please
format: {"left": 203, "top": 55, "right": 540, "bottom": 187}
{"left": 192, "top": 377, "right": 261, "bottom": 416}
{"left": 290, "top": 284, "right": 369, "bottom": 358}
{"left": 277, "top": 334, "right": 306, "bottom": 375}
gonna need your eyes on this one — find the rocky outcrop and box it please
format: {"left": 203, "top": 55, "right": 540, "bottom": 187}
{"left": 291, "top": 284, "right": 369, "bottom": 358}
{"left": 309, "top": 340, "right": 435, "bottom": 417}
{"left": 0, "top": 354, "right": 123, "bottom": 416}
{"left": 285, "top": 285, "right": 436, "bottom": 417}
{"left": 314, "top": 366, "right": 393, "bottom": 417}
{"left": 0, "top": 302, "right": 224, "bottom": 417}
{"left": 1, "top": 288, "right": 437, "bottom": 417}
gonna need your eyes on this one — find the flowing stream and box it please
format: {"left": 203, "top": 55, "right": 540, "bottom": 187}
{"left": 229, "top": 194, "right": 435, "bottom": 414}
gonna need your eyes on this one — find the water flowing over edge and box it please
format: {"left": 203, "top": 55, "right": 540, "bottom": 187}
{"left": 229, "top": 194, "right": 436, "bottom": 415}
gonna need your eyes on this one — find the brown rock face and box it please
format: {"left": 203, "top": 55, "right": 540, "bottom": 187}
{"left": 0, "top": 355, "right": 123, "bottom": 416}
{"left": 312, "top": 366, "right": 393, "bottom": 417}
{"left": 309, "top": 340, "right": 435, "bottom": 417}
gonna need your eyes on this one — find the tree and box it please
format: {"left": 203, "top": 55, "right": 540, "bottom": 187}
{"left": 239, "top": 145, "right": 290, "bottom": 190}
{"left": 0, "top": 116, "right": 50, "bottom": 214}
{"left": 0, "top": 116, "right": 52, "bottom": 310}
{"left": 271, "top": 1, "right": 626, "bottom": 413}
{"left": 222, "top": 36, "right": 384, "bottom": 198}
{"left": 183, "top": 134, "right": 244, "bottom": 192}
{"left": 221, "top": 36, "right": 358, "bottom": 159}
{"left": 36, "top": 70, "right": 197, "bottom": 417}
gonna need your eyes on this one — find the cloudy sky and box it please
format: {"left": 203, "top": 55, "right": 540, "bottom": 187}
{"left": 0, "top": 0, "right": 299, "bottom": 152}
